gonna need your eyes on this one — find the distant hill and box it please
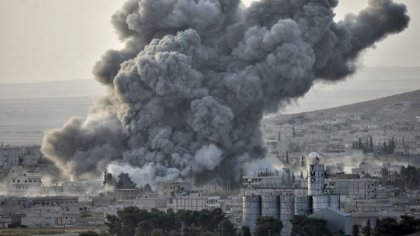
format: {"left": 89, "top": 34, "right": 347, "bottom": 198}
{"left": 305, "top": 89, "right": 420, "bottom": 122}
{"left": 0, "top": 68, "right": 419, "bottom": 145}
{"left": 0, "top": 79, "right": 105, "bottom": 98}
{"left": 282, "top": 67, "right": 420, "bottom": 114}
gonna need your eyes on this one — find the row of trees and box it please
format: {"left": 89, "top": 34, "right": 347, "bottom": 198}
{"left": 103, "top": 171, "right": 153, "bottom": 192}
{"left": 105, "top": 207, "right": 237, "bottom": 236}
{"left": 105, "top": 207, "right": 336, "bottom": 236}
{"left": 352, "top": 137, "right": 396, "bottom": 154}
{"left": 352, "top": 137, "right": 374, "bottom": 153}
{"left": 352, "top": 216, "right": 420, "bottom": 236}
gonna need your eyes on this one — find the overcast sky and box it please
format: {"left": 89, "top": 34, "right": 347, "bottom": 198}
{"left": 0, "top": 0, "right": 418, "bottom": 84}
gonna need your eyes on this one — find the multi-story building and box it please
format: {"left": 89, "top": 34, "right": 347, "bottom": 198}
{"left": 326, "top": 178, "right": 379, "bottom": 200}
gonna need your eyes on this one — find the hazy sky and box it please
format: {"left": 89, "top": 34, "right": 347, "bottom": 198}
{"left": 0, "top": 0, "right": 419, "bottom": 84}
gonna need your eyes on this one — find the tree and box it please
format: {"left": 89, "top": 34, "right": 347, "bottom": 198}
{"left": 150, "top": 229, "right": 163, "bottom": 236}
{"left": 373, "top": 218, "right": 399, "bottom": 236}
{"left": 352, "top": 224, "right": 360, "bottom": 236}
{"left": 237, "top": 226, "right": 251, "bottom": 236}
{"left": 143, "top": 184, "right": 153, "bottom": 193}
{"left": 291, "top": 215, "right": 329, "bottom": 236}
{"left": 105, "top": 214, "right": 122, "bottom": 236}
{"left": 118, "top": 207, "right": 149, "bottom": 236}
{"left": 362, "top": 219, "right": 372, "bottom": 236}
{"left": 116, "top": 173, "right": 137, "bottom": 189}
{"left": 398, "top": 215, "right": 420, "bottom": 235}
{"left": 105, "top": 207, "right": 233, "bottom": 236}
{"left": 217, "top": 219, "right": 236, "bottom": 236}
{"left": 135, "top": 220, "right": 154, "bottom": 236}
{"left": 373, "top": 219, "right": 380, "bottom": 236}
{"left": 368, "top": 136, "right": 374, "bottom": 152}
{"left": 254, "top": 216, "right": 283, "bottom": 236}
{"left": 103, "top": 170, "right": 116, "bottom": 187}
{"left": 331, "top": 230, "right": 345, "bottom": 236}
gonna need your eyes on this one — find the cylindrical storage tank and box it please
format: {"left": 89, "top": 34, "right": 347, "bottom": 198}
{"left": 242, "top": 195, "right": 261, "bottom": 230}
{"left": 307, "top": 152, "right": 325, "bottom": 196}
{"left": 294, "top": 196, "right": 310, "bottom": 215}
{"left": 280, "top": 194, "right": 295, "bottom": 236}
{"left": 312, "top": 195, "right": 330, "bottom": 213}
{"left": 329, "top": 195, "right": 340, "bottom": 210}
{"left": 262, "top": 195, "right": 280, "bottom": 219}
{"left": 308, "top": 164, "right": 325, "bottom": 196}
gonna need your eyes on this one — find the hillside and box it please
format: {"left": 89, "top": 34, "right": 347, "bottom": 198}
{"left": 306, "top": 89, "right": 420, "bottom": 122}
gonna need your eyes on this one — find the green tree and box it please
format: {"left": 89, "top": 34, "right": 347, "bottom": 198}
{"left": 118, "top": 207, "right": 149, "bottom": 236}
{"left": 237, "top": 226, "right": 251, "bottom": 236}
{"left": 150, "top": 229, "right": 163, "bottom": 236}
{"left": 254, "top": 216, "right": 283, "bottom": 236}
{"left": 352, "top": 224, "right": 360, "bottom": 236}
{"left": 135, "top": 220, "right": 154, "bottom": 236}
{"left": 217, "top": 219, "right": 236, "bottom": 236}
{"left": 331, "top": 230, "right": 345, "bottom": 236}
{"left": 116, "top": 173, "right": 137, "bottom": 189}
{"left": 373, "top": 218, "right": 399, "bottom": 236}
{"left": 105, "top": 206, "right": 233, "bottom": 236}
{"left": 291, "top": 215, "right": 329, "bottom": 236}
{"left": 368, "top": 136, "right": 374, "bottom": 152}
{"left": 362, "top": 219, "right": 372, "bottom": 236}
{"left": 103, "top": 170, "right": 116, "bottom": 187}
{"left": 105, "top": 214, "right": 122, "bottom": 236}
{"left": 399, "top": 215, "right": 420, "bottom": 235}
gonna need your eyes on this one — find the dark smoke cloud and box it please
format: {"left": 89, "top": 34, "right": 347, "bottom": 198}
{"left": 42, "top": 0, "right": 409, "bottom": 185}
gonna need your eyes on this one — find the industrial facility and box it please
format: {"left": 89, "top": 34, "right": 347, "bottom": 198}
{"left": 241, "top": 152, "right": 348, "bottom": 235}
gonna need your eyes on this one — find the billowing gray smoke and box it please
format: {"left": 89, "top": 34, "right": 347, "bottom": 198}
{"left": 42, "top": 0, "right": 409, "bottom": 185}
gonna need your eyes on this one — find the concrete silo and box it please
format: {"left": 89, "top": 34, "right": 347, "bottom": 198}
{"left": 294, "top": 195, "right": 310, "bottom": 215}
{"left": 242, "top": 195, "right": 261, "bottom": 230}
{"left": 307, "top": 152, "right": 325, "bottom": 196}
{"left": 280, "top": 194, "right": 295, "bottom": 236}
{"left": 261, "top": 194, "right": 280, "bottom": 219}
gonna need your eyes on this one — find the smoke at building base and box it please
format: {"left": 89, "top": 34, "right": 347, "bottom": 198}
{"left": 41, "top": 0, "right": 409, "bottom": 187}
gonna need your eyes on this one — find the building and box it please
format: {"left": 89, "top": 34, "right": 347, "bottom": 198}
{"left": 0, "top": 145, "right": 41, "bottom": 169}
{"left": 21, "top": 206, "right": 61, "bottom": 227}
{"left": 161, "top": 181, "right": 192, "bottom": 197}
{"left": 31, "top": 196, "right": 78, "bottom": 207}
{"left": 167, "top": 195, "right": 221, "bottom": 211}
{"left": 8, "top": 168, "right": 43, "bottom": 193}
{"left": 241, "top": 152, "right": 342, "bottom": 235}
{"left": 326, "top": 178, "right": 379, "bottom": 200}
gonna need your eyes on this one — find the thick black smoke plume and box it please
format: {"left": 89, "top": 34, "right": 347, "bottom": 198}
{"left": 42, "top": 0, "right": 409, "bottom": 185}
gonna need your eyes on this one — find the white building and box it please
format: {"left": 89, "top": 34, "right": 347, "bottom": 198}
{"left": 167, "top": 195, "right": 221, "bottom": 211}
{"left": 22, "top": 206, "right": 61, "bottom": 227}
{"left": 351, "top": 161, "right": 383, "bottom": 177}
{"left": 0, "top": 145, "right": 41, "bottom": 168}
{"left": 22, "top": 205, "right": 80, "bottom": 227}
{"left": 8, "top": 168, "right": 43, "bottom": 193}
